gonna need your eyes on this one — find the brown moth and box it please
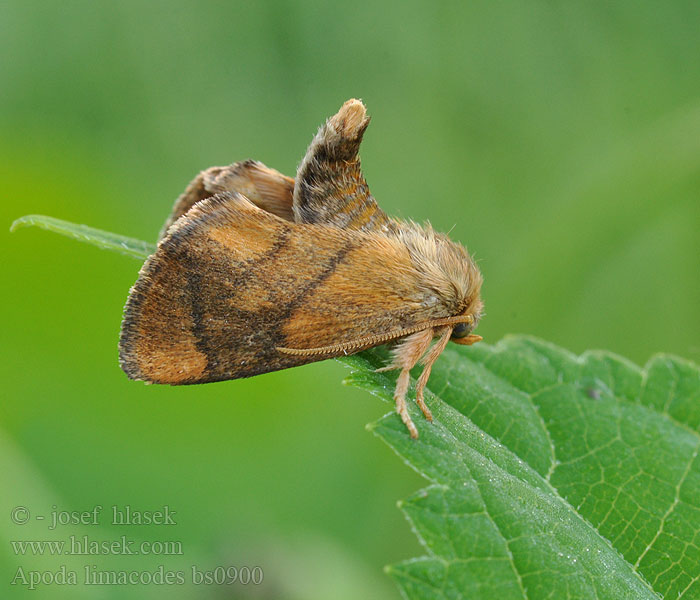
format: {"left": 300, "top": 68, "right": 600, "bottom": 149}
{"left": 119, "top": 99, "right": 483, "bottom": 438}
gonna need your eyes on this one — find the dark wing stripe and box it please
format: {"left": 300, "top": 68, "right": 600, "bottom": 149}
{"left": 277, "top": 240, "right": 355, "bottom": 321}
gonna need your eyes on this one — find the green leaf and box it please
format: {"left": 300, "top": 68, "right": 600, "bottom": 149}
{"left": 10, "top": 214, "right": 156, "bottom": 259}
{"left": 343, "top": 338, "right": 700, "bottom": 600}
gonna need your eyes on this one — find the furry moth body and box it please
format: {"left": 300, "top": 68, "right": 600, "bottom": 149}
{"left": 120, "top": 99, "right": 483, "bottom": 438}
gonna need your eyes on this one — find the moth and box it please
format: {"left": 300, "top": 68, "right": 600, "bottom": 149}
{"left": 119, "top": 99, "right": 483, "bottom": 438}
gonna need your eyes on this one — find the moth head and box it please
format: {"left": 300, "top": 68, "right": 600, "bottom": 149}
{"left": 425, "top": 234, "right": 483, "bottom": 345}
{"left": 394, "top": 219, "right": 484, "bottom": 344}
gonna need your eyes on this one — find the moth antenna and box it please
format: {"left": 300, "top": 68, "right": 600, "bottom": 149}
{"left": 276, "top": 315, "right": 474, "bottom": 357}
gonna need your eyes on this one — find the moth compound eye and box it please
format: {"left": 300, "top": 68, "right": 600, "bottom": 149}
{"left": 451, "top": 322, "right": 472, "bottom": 339}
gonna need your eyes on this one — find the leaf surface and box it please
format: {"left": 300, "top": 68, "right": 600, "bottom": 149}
{"left": 343, "top": 338, "right": 700, "bottom": 599}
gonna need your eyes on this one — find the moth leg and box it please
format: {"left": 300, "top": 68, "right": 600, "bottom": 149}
{"left": 384, "top": 329, "right": 435, "bottom": 439}
{"left": 394, "top": 369, "right": 418, "bottom": 439}
{"left": 160, "top": 160, "right": 295, "bottom": 239}
{"left": 415, "top": 326, "right": 452, "bottom": 420}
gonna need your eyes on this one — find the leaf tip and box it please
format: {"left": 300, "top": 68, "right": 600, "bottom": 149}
{"left": 9, "top": 215, "right": 33, "bottom": 233}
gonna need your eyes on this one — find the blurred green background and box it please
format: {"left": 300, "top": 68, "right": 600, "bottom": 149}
{"left": 2, "top": 1, "right": 699, "bottom": 598}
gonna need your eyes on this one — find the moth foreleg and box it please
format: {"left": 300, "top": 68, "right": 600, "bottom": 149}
{"left": 394, "top": 367, "right": 418, "bottom": 438}
{"left": 384, "top": 328, "right": 434, "bottom": 439}
{"left": 415, "top": 326, "right": 452, "bottom": 420}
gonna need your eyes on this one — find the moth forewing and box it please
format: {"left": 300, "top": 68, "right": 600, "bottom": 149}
{"left": 119, "top": 192, "right": 476, "bottom": 390}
